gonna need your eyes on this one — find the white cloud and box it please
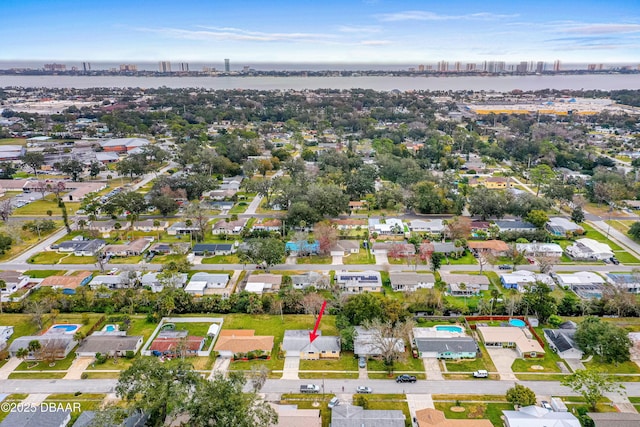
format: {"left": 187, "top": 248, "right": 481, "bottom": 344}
{"left": 337, "top": 25, "right": 381, "bottom": 34}
{"left": 562, "top": 23, "right": 640, "bottom": 35}
{"left": 376, "top": 10, "right": 518, "bottom": 22}
{"left": 360, "top": 40, "right": 392, "bottom": 45}
{"left": 135, "top": 26, "right": 337, "bottom": 43}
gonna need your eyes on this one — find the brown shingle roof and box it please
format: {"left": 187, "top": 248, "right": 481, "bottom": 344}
{"left": 213, "top": 330, "right": 274, "bottom": 354}
{"left": 40, "top": 271, "right": 92, "bottom": 289}
{"left": 467, "top": 240, "right": 509, "bottom": 251}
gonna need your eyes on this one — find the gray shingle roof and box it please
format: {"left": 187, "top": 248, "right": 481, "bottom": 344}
{"left": 331, "top": 405, "right": 405, "bottom": 427}
{"left": 0, "top": 408, "right": 70, "bottom": 427}
{"left": 282, "top": 330, "right": 340, "bottom": 353}
{"left": 76, "top": 335, "right": 142, "bottom": 354}
{"left": 414, "top": 337, "right": 478, "bottom": 354}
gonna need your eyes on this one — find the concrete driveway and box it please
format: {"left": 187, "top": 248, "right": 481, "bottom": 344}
{"left": 64, "top": 356, "right": 94, "bottom": 379}
{"left": 332, "top": 255, "right": 343, "bottom": 265}
{"left": 374, "top": 252, "right": 389, "bottom": 265}
{"left": 422, "top": 358, "right": 443, "bottom": 381}
{"left": 282, "top": 356, "right": 300, "bottom": 380}
{"left": 485, "top": 348, "right": 518, "bottom": 381}
{"left": 0, "top": 357, "right": 23, "bottom": 380}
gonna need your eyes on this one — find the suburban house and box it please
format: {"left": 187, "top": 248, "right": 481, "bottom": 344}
{"left": 606, "top": 273, "right": 640, "bottom": 294}
{"left": 76, "top": 332, "right": 144, "bottom": 357}
{"left": 55, "top": 237, "right": 105, "bottom": 257}
{"left": 99, "top": 137, "right": 150, "bottom": 153}
{"left": 281, "top": 330, "right": 341, "bottom": 359}
{"left": 331, "top": 404, "right": 405, "bottom": 427}
{"left": 88, "top": 220, "right": 130, "bottom": 237}
{"left": 416, "top": 408, "right": 493, "bottom": 427}
{"left": 207, "top": 188, "right": 238, "bottom": 200}
{"left": 103, "top": 238, "right": 152, "bottom": 257}
{"left": 0, "top": 271, "right": 30, "bottom": 296}
{"left": 141, "top": 272, "right": 188, "bottom": 293}
{"left": 88, "top": 271, "right": 138, "bottom": 290}
{"left": 213, "top": 330, "right": 274, "bottom": 358}
{"left": 441, "top": 273, "right": 489, "bottom": 296}
{"left": 468, "top": 176, "right": 508, "bottom": 189}
{"left": 476, "top": 326, "right": 545, "bottom": 358}
{"left": 493, "top": 220, "right": 537, "bottom": 233}
{"left": 432, "top": 242, "right": 465, "bottom": 257}
{"left": 412, "top": 327, "right": 478, "bottom": 359}
{"left": 39, "top": 271, "right": 93, "bottom": 294}
{"left": 565, "top": 238, "right": 614, "bottom": 260}
{"left": 546, "top": 217, "right": 584, "bottom": 236}
{"left": 149, "top": 330, "right": 205, "bottom": 357}
{"left": 389, "top": 272, "right": 435, "bottom": 292}
{"left": 332, "top": 218, "right": 367, "bottom": 230}
{"left": 500, "top": 271, "right": 555, "bottom": 292}
{"left": 543, "top": 324, "right": 583, "bottom": 360}
{"left": 0, "top": 408, "right": 71, "bottom": 427}
{"left": 330, "top": 240, "right": 360, "bottom": 257}
{"left": 212, "top": 218, "right": 248, "bottom": 235}
{"left": 556, "top": 272, "right": 605, "bottom": 299}
{"left": 502, "top": 406, "right": 580, "bottom": 427}
{"left": 245, "top": 273, "right": 282, "bottom": 294}
{"left": 586, "top": 412, "right": 640, "bottom": 427}
{"left": 268, "top": 404, "right": 321, "bottom": 427}
{"left": 207, "top": 200, "right": 235, "bottom": 211}
{"left": 369, "top": 218, "right": 405, "bottom": 235}
{"left": 251, "top": 218, "right": 282, "bottom": 232}
{"left": 348, "top": 200, "right": 367, "bottom": 212}
{"left": 467, "top": 240, "right": 509, "bottom": 257}
{"left": 290, "top": 272, "right": 327, "bottom": 290}
{"left": 409, "top": 219, "right": 446, "bottom": 234}
{"left": 373, "top": 242, "right": 415, "bottom": 257}
{"left": 0, "top": 326, "right": 14, "bottom": 350}
{"left": 184, "top": 272, "right": 230, "bottom": 297}
{"left": 515, "top": 242, "right": 563, "bottom": 257}
{"left": 133, "top": 219, "right": 168, "bottom": 232}
{"left": 191, "top": 243, "right": 235, "bottom": 256}
{"left": 8, "top": 335, "right": 76, "bottom": 360}
{"left": 335, "top": 270, "right": 383, "bottom": 293}
{"left": 167, "top": 221, "right": 200, "bottom": 236}
{"left": 353, "top": 326, "right": 405, "bottom": 358}
{"left": 285, "top": 240, "right": 320, "bottom": 255}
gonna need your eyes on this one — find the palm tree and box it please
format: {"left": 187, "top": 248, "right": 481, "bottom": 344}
{"left": 27, "top": 340, "right": 41, "bottom": 360}
{"left": 16, "top": 348, "right": 28, "bottom": 359}
{"left": 153, "top": 220, "right": 161, "bottom": 241}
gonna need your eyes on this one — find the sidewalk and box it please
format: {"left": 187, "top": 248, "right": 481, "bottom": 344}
{"left": 64, "top": 357, "right": 94, "bottom": 379}
{"left": 0, "top": 357, "right": 22, "bottom": 380}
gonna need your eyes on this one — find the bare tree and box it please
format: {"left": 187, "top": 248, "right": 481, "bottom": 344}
{"left": 248, "top": 365, "right": 270, "bottom": 392}
{"left": 301, "top": 293, "right": 324, "bottom": 315}
{"left": 0, "top": 200, "right": 13, "bottom": 221}
{"left": 362, "top": 318, "right": 414, "bottom": 375}
{"left": 95, "top": 248, "right": 108, "bottom": 273}
{"left": 34, "top": 180, "right": 48, "bottom": 199}
{"left": 25, "top": 300, "right": 51, "bottom": 331}
{"left": 536, "top": 255, "right": 558, "bottom": 274}
{"left": 48, "top": 181, "right": 66, "bottom": 203}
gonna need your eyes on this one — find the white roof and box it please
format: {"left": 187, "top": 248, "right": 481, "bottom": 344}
{"left": 245, "top": 282, "right": 266, "bottom": 293}
{"left": 184, "top": 281, "right": 207, "bottom": 293}
{"left": 502, "top": 405, "right": 580, "bottom": 427}
{"left": 557, "top": 271, "right": 605, "bottom": 285}
{"left": 547, "top": 217, "right": 582, "bottom": 230}
{"left": 574, "top": 238, "right": 613, "bottom": 254}
{"left": 516, "top": 243, "right": 563, "bottom": 253}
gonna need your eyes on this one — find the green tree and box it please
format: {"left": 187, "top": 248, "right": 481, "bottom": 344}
{"left": 89, "top": 161, "right": 102, "bottom": 179}
{"left": 21, "top": 152, "right": 45, "bottom": 179}
{"left": 468, "top": 188, "right": 510, "bottom": 220}
{"left": 522, "top": 281, "right": 556, "bottom": 323}
{"left": 150, "top": 193, "right": 179, "bottom": 217}
{"left": 629, "top": 222, "right": 640, "bottom": 241}
{"left": 529, "top": 164, "right": 555, "bottom": 196}
{"left": 571, "top": 206, "right": 585, "bottom": 223}
{"left": 239, "top": 238, "right": 285, "bottom": 269}
{"left": 574, "top": 317, "right": 631, "bottom": 364}
{"left": 506, "top": 383, "right": 537, "bottom": 407}
{"left": 57, "top": 159, "right": 85, "bottom": 181}
{"left": 430, "top": 252, "right": 444, "bottom": 273}
{"left": 341, "top": 293, "right": 385, "bottom": 325}
{"left": 525, "top": 209, "right": 549, "bottom": 229}
{"left": 561, "top": 369, "right": 625, "bottom": 410}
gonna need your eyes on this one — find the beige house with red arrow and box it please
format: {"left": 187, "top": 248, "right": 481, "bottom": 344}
{"left": 281, "top": 330, "right": 341, "bottom": 360}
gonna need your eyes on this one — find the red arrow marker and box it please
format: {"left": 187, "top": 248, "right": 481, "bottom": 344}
{"left": 309, "top": 300, "right": 327, "bottom": 344}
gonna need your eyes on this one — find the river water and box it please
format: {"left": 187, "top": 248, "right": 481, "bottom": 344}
{"left": 1, "top": 74, "right": 640, "bottom": 91}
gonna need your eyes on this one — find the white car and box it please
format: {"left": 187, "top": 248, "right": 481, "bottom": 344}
{"left": 328, "top": 397, "right": 339, "bottom": 409}
{"left": 356, "top": 386, "right": 372, "bottom": 394}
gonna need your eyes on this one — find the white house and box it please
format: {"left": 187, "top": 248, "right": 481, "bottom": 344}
{"left": 335, "top": 270, "right": 382, "bottom": 293}
{"left": 368, "top": 218, "right": 405, "bottom": 235}
{"left": 184, "top": 272, "right": 230, "bottom": 296}
{"left": 546, "top": 217, "right": 584, "bottom": 236}
{"left": 500, "top": 270, "right": 555, "bottom": 292}
{"left": 556, "top": 271, "right": 605, "bottom": 288}
{"left": 515, "top": 243, "right": 563, "bottom": 257}
{"left": 389, "top": 272, "right": 435, "bottom": 292}
{"left": 565, "top": 238, "right": 614, "bottom": 260}
{"left": 503, "top": 406, "right": 580, "bottom": 427}
{"left": 408, "top": 219, "right": 445, "bottom": 234}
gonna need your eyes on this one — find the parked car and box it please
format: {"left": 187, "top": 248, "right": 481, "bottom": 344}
{"left": 300, "top": 384, "right": 320, "bottom": 394}
{"left": 610, "top": 257, "right": 620, "bottom": 265}
{"left": 498, "top": 264, "right": 512, "bottom": 270}
{"left": 541, "top": 401, "right": 552, "bottom": 410}
{"left": 358, "top": 356, "right": 366, "bottom": 368}
{"left": 356, "top": 386, "right": 372, "bottom": 394}
{"left": 395, "top": 374, "right": 417, "bottom": 383}
{"left": 473, "top": 370, "right": 488, "bottom": 378}
{"left": 328, "top": 397, "right": 339, "bottom": 409}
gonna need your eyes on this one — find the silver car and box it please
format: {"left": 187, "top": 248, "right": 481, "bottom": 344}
{"left": 356, "top": 386, "right": 372, "bottom": 394}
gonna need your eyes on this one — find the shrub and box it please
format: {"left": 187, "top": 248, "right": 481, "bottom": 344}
{"left": 80, "top": 373, "right": 88, "bottom": 380}
{"left": 125, "top": 350, "right": 135, "bottom": 359}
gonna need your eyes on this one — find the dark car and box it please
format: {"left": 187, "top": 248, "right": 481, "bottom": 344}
{"left": 610, "top": 257, "right": 620, "bottom": 265}
{"left": 395, "top": 374, "right": 417, "bottom": 383}
{"left": 498, "top": 264, "right": 512, "bottom": 270}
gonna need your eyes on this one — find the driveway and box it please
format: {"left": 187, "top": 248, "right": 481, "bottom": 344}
{"left": 407, "top": 394, "right": 434, "bottom": 426}
{"left": 374, "top": 252, "right": 389, "bottom": 265}
{"left": 332, "top": 255, "right": 343, "bottom": 265}
{"left": 485, "top": 348, "right": 518, "bottom": 381}
{"left": 64, "top": 356, "right": 94, "bottom": 379}
{"left": 0, "top": 357, "right": 23, "bottom": 380}
{"left": 422, "top": 358, "right": 443, "bottom": 381}
{"left": 209, "top": 358, "right": 230, "bottom": 380}
{"left": 282, "top": 356, "right": 300, "bottom": 380}
{"left": 564, "top": 358, "right": 585, "bottom": 372}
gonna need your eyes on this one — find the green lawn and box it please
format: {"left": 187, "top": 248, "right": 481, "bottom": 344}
{"left": 343, "top": 249, "right": 375, "bottom": 265}
{"left": 8, "top": 372, "right": 66, "bottom": 379}
{"left": 446, "top": 252, "right": 478, "bottom": 265}
{"left": 511, "top": 357, "right": 564, "bottom": 373}
{"left": 28, "top": 252, "right": 67, "bottom": 264}
{"left": 299, "top": 351, "right": 358, "bottom": 371}
{"left": 83, "top": 371, "right": 120, "bottom": 379}
{"left": 296, "top": 255, "right": 332, "bottom": 264}
{"left": 445, "top": 357, "right": 487, "bottom": 373}
{"left": 59, "top": 255, "right": 98, "bottom": 264}
{"left": 109, "top": 256, "right": 143, "bottom": 264}
{"left": 229, "top": 202, "right": 249, "bottom": 214}
{"left": 87, "top": 357, "right": 135, "bottom": 371}
{"left": 15, "top": 348, "right": 77, "bottom": 371}
{"left": 367, "top": 356, "right": 425, "bottom": 373}
{"left": 584, "top": 358, "right": 640, "bottom": 374}
{"left": 22, "top": 270, "right": 65, "bottom": 278}
{"left": 13, "top": 198, "right": 80, "bottom": 216}
{"left": 298, "top": 372, "right": 359, "bottom": 379}
{"left": 434, "top": 401, "right": 513, "bottom": 427}
{"left": 581, "top": 223, "right": 624, "bottom": 250}
{"left": 201, "top": 254, "right": 241, "bottom": 264}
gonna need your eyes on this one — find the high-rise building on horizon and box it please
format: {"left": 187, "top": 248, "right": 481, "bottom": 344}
{"left": 466, "top": 63, "right": 476, "bottom": 71}
{"left": 553, "top": 60, "right": 561, "bottom": 72}
{"left": 516, "top": 61, "right": 528, "bottom": 73}
{"left": 536, "top": 61, "right": 545, "bottom": 73}
{"left": 159, "top": 61, "right": 171, "bottom": 72}
{"left": 82, "top": 62, "right": 91, "bottom": 72}
{"left": 224, "top": 58, "right": 230, "bottom": 72}
{"left": 44, "top": 63, "right": 66, "bottom": 71}
{"left": 418, "top": 64, "right": 425, "bottom": 72}
{"left": 180, "top": 63, "right": 189, "bottom": 72}
{"left": 437, "top": 61, "right": 448, "bottom": 72}
{"left": 119, "top": 64, "right": 137, "bottom": 72}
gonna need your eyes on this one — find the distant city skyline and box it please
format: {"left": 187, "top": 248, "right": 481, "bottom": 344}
{"left": 2, "top": 0, "right": 639, "bottom": 63}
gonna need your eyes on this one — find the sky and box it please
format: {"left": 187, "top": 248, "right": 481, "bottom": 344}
{"left": 2, "top": 0, "right": 640, "bottom": 65}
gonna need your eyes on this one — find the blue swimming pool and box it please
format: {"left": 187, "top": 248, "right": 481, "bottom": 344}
{"left": 509, "top": 319, "right": 526, "bottom": 328}
{"left": 106, "top": 325, "right": 115, "bottom": 332}
{"left": 48, "top": 324, "right": 80, "bottom": 334}
{"left": 435, "top": 325, "right": 464, "bottom": 333}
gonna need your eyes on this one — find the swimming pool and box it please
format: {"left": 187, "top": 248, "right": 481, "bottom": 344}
{"left": 103, "top": 324, "right": 118, "bottom": 332}
{"left": 509, "top": 319, "right": 526, "bottom": 328}
{"left": 435, "top": 325, "right": 464, "bottom": 334}
{"left": 47, "top": 324, "right": 81, "bottom": 334}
